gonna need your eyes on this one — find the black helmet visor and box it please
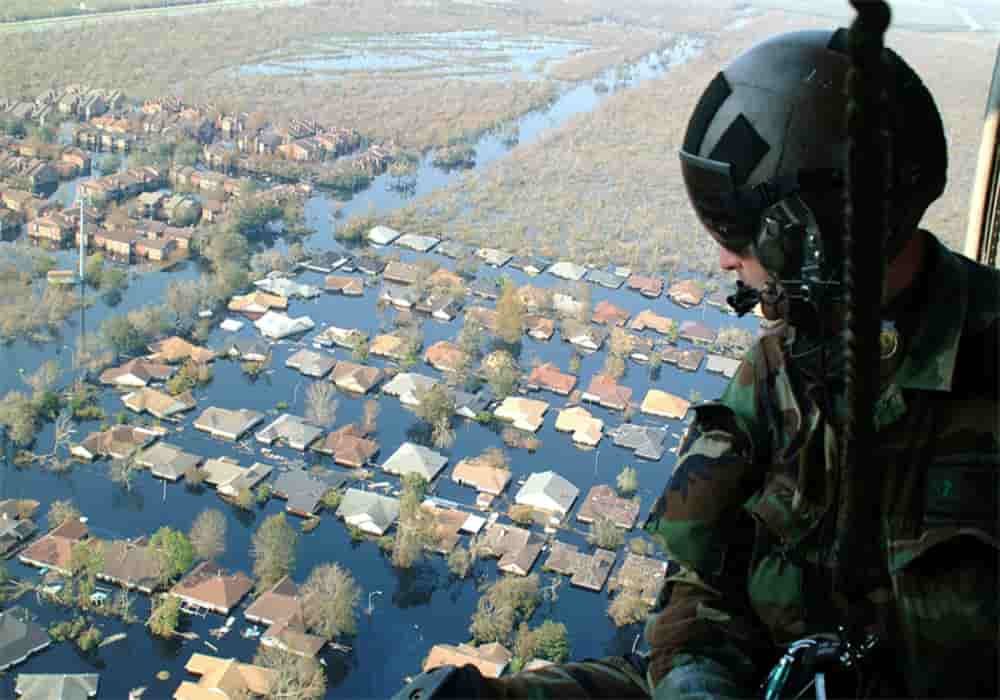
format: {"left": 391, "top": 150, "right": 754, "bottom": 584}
{"left": 679, "top": 150, "right": 759, "bottom": 253}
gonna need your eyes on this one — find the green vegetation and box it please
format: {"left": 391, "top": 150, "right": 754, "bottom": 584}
{"left": 148, "top": 594, "right": 181, "bottom": 638}
{"left": 514, "top": 620, "right": 570, "bottom": 667}
{"left": 469, "top": 575, "right": 541, "bottom": 644}
{"left": 252, "top": 513, "right": 298, "bottom": 592}
{"left": 165, "top": 360, "right": 213, "bottom": 396}
{"left": 188, "top": 508, "right": 226, "bottom": 561}
{"left": 447, "top": 545, "right": 476, "bottom": 579}
{"left": 149, "top": 527, "right": 195, "bottom": 584}
{"left": 616, "top": 465, "right": 638, "bottom": 497}
{"left": 1, "top": 1, "right": 226, "bottom": 23}
{"left": 587, "top": 516, "right": 625, "bottom": 550}
{"left": 608, "top": 590, "right": 650, "bottom": 627}
{"left": 300, "top": 562, "right": 360, "bottom": 639}
{"left": 47, "top": 500, "right": 80, "bottom": 530}
{"left": 412, "top": 383, "right": 456, "bottom": 449}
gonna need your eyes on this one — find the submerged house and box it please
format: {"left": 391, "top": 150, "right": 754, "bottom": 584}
{"left": 525, "top": 363, "right": 576, "bottom": 396}
{"left": 147, "top": 336, "right": 215, "bottom": 364}
{"left": 98, "top": 358, "right": 175, "bottom": 388}
{"left": 272, "top": 469, "right": 351, "bottom": 517}
{"left": 135, "top": 442, "right": 202, "bottom": 481}
{"left": 477, "top": 522, "right": 544, "bottom": 576}
{"left": 493, "top": 397, "right": 548, "bottom": 433}
{"left": 452, "top": 456, "right": 511, "bottom": 497}
{"left": 581, "top": 374, "right": 633, "bottom": 412}
{"left": 381, "top": 442, "right": 448, "bottom": 482}
{"left": 592, "top": 300, "right": 630, "bottom": 327}
{"left": 169, "top": 561, "right": 254, "bottom": 615}
{"left": 554, "top": 406, "right": 603, "bottom": 447}
{"left": 609, "top": 553, "right": 668, "bottom": 605}
{"left": 193, "top": 407, "right": 264, "bottom": 441}
{"left": 244, "top": 576, "right": 326, "bottom": 658}
{"left": 255, "top": 414, "right": 323, "bottom": 451}
{"left": 576, "top": 485, "right": 640, "bottom": 530}
{"left": 543, "top": 541, "right": 616, "bottom": 592}
{"left": 382, "top": 372, "right": 437, "bottom": 407}
{"left": 336, "top": 489, "right": 400, "bottom": 536}
{"left": 121, "top": 387, "right": 195, "bottom": 420}
{"left": 312, "top": 424, "right": 379, "bottom": 468}
{"left": 0, "top": 608, "right": 50, "bottom": 671}
{"left": 254, "top": 311, "right": 315, "bottom": 340}
{"left": 515, "top": 471, "right": 579, "bottom": 520}
{"left": 19, "top": 519, "right": 89, "bottom": 575}
{"left": 640, "top": 390, "right": 690, "bottom": 420}
{"left": 423, "top": 643, "right": 511, "bottom": 679}
{"left": 286, "top": 349, "right": 337, "bottom": 378}
{"left": 174, "top": 654, "right": 272, "bottom": 700}
{"left": 71, "top": 426, "right": 159, "bottom": 461}
{"left": 331, "top": 361, "right": 383, "bottom": 394}
{"left": 15, "top": 674, "right": 99, "bottom": 700}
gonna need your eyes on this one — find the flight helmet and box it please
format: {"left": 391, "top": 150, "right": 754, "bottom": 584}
{"left": 679, "top": 28, "right": 947, "bottom": 280}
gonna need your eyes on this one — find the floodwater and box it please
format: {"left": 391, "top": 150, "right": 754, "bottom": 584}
{"left": 0, "top": 33, "right": 753, "bottom": 698}
{"left": 240, "top": 30, "right": 593, "bottom": 81}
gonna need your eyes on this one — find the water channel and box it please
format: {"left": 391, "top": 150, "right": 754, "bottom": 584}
{"left": 0, "top": 32, "right": 760, "bottom": 698}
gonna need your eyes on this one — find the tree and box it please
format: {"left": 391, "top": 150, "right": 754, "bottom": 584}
{"left": 0, "top": 391, "right": 38, "bottom": 446}
{"left": 514, "top": 620, "right": 570, "bottom": 665}
{"left": 495, "top": 278, "right": 524, "bottom": 344}
{"left": 300, "top": 563, "right": 360, "bottom": 639}
{"left": 252, "top": 513, "right": 298, "bottom": 592}
{"left": 616, "top": 465, "right": 638, "bottom": 497}
{"left": 189, "top": 509, "right": 227, "bottom": 561}
{"left": 469, "top": 575, "right": 541, "bottom": 644}
{"left": 304, "top": 381, "right": 338, "bottom": 428}
{"left": 101, "top": 315, "right": 145, "bottom": 356}
{"left": 150, "top": 527, "right": 195, "bottom": 584}
{"left": 608, "top": 590, "right": 650, "bottom": 627}
{"left": 148, "top": 594, "right": 181, "bottom": 638}
{"left": 109, "top": 456, "right": 138, "bottom": 492}
{"left": 361, "top": 399, "right": 380, "bottom": 436}
{"left": 47, "top": 500, "right": 80, "bottom": 529}
{"left": 481, "top": 350, "right": 520, "bottom": 400}
{"left": 587, "top": 516, "right": 625, "bottom": 550}
{"left": 254, "top": 645, "right": 326, "bottom": 700}
{"left": 447, "top": 545, "right": 475, "bottom": 578}
{"left": 412, "top": 383, "right": 455, "bottom": 448}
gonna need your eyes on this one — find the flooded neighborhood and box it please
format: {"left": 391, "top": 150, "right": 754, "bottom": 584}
{"left": 0, "top": 0, "right": 992, "bottom": 698}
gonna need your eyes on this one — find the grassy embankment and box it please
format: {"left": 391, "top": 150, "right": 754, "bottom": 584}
{"left": 386, "top": 11, "right": 994, "bottom": 276}
{"left": 1, "top": 0, "right": 227, "bottom": 23}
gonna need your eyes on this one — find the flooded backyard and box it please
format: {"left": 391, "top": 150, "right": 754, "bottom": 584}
{"left": 0, "top": 31, "right": 752, "bottom": 698}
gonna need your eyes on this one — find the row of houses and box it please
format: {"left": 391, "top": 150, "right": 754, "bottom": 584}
{"left": 28, "top": 212, "right": 193, "bottom": 262}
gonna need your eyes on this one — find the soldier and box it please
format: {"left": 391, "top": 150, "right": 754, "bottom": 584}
{"left": 396, "top": 27, "right": 999, "bottom": 700}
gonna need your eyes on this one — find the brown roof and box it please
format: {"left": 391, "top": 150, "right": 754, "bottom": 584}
{"left": 428, "top": 268, "right": 464, "bottom": 289}
{"left": 383, "top": 260, "right": 420, "bottom": 285}
{"left": 523, "top": 315, "right": 555, "bottom": 340}
{"left": 325, "top": 275, "right": 364, "bottom": 296}
{"left": 244, "top": 576, "right": 303, "bottom": 626}
{"left": 466, "top": 306, "right": 498, "bottom": 332}
{"left": 148, "top": 336, "right": 215, "bottom": 364}
{"left": 228, "top": 291, "right": 287, "bottom": 313}
{"left": 314, "top": 424, "right": 379, "bottom": 467}
{"left": 592, "top": 300, "right": 630, "bottom": 326}
{"left": 123, "top": 387, "right": 196, "bottom": 418}
{"left": 609, "top": 553, "right": 668, "bottom": 605}
{"left": 424, "top": 643, "right": 511, "bottom": 678}
{"left": 424, "top": 341, "right": 467, "bottom": 373}
{"left": 170, "top": 560, "right": 253, "bottom": 613}
{"left": 668, "top": 279, "right": 705, "bottom": 307}
{"left": 526, "top": 363, "right": 576, "bottom": 396}
{"left": 369, "top": 334, "right": 407, "bottom": 360}
{"left": 97, "top": 538, "right": 162, "bottom": 591}
{"left": 628, "top": 309, "right": 675, "bottom": 335}
{"left": 99, "top": 358, "right": 175, "bottom": 386}
{"left": 640, "top": 390, "right": 690, "bottom": 420}
{"left": 452, "top": 458, "right": 511, "bottom": 496}
{"left": 553, "top": 406, "right": 603, "bottom": 446}
{"left": 679, "top": 320, "right": 717, "bottom": 345}
{"left": 19, "top": 519, "right": 89, "bottom": 572}
{"left": 576, "top": 485, "right": 639, "bottom": 529}
{"left": 330, "top": 362, "right": 383, "bottom": 394}
{"left": 177, "top": 654, "right": 273, "bottom": 699}
{"left": 582, "top": 374, "right": 633, "bottom": 411}
{"left": 626, "top": 274, "right": 663, "bottom": 297}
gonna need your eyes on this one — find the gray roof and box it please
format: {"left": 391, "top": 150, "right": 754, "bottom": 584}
{"left": 15, "top": 673, "right": 99, "bottom": 700}
{"left": 274, "top": 469, "right": 351, "bottom": 515}
{"left": 255, "top": 414, "right": 323, "bottom": 451}
{"left": 194, "top": 407, "right": 264, "bottom": 440}
{"left": 367, "top": 225, "right": 400, "bottom": 245}
{"left": 382, "top": 442, "right": 448, "bottom": 481}
{"left": 608, "top": 424, "right": 667, "bottom": 461}
{"left": 285, "top": 349, "right": 337, "bottom": 378}
{"left": 706, "top": 354, "right": 741, "bottom": 378}
{"left": 0, "top": 608, "right": 50, "bottom": 671}
{"left": 395, "top": 233, "right": 440, "bottom": 252}
{"left": 135, "top": 442, "right": 202, "bottom": 480}
{"left": 515, "top": 471, "right": 579, "bottom": 514}
{"left": 547, "top": 261, "right": 587, "bottom": 281}
{"left": 337, "top": 488, "right": 400, "bottom": 532}
{"left": 435, "top": 240, "right": 471, "bottom": 259}
{"left": 585, "top": 269, "right": 624, "bottom": 289}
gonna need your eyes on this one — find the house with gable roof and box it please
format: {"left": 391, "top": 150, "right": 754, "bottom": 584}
{"left": 336, "top": 489, "right": 400, "bottom": 535}
{"left": 382, "top": 443, "right": 448, "bottom": 482}
{"left": 515, "top": 471, "right": 579, "bottom": 519}
{"left": 169, "top": 560, "right": 253, "bottom": 615}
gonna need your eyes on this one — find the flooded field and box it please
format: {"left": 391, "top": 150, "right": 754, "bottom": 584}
{"left": 240, "top": 31, "right": 593, "bottom": 82}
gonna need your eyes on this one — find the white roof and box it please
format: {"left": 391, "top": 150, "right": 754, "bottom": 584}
{"left": 381, "top": 442, "right": 448, "bottom": 481}
{"left": 515, "top": 471, "right": 579, "bottom": 515}
{"left": 547, "top": 261, "right": 588, "bottom": 281}
{"left": 382, "top": 372, "right": 437, "bottom": 406}
{"left": 395, "top": 233, "right": 440, "bottom": 252}
{"left": 367, "top": 225, "right": 400, "bottom": 245}
{"left": 254, "top": 277, "right": 320, "bottom": 299}
{"left": 255, "top": 311, "right": 315, "bottom": 339}
{"left": 707, "top": 354, "right": 742, "bottom": 378}
{"left": 219, "top": 319, "right": 244, "bottom": 332}
{"left": 461, "top": 514, "right": 486, "bottom": 534}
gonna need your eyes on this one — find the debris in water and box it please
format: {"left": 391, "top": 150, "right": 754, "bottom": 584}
{"left": 156, "top": 671, "right": 170, "bottom": 681}
{"left": 99, "top": 632, "right": 126, "bottom": 647}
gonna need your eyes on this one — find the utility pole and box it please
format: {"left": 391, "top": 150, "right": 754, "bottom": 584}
{"left": 366, "top": 589, "right": 382, "bottom": 616}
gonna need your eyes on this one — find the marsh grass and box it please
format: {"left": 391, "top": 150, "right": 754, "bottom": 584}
{"left": 388, "top": 10, "right": 992, "bottom": 274}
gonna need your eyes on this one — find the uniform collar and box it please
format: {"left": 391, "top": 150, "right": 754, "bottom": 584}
{"left": 893, "top": 232, "right": 967, "bottom": 392}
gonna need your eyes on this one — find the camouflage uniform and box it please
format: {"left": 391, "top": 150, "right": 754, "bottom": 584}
{"left": 457, "top": 232, "right": 999, "bottom": 699}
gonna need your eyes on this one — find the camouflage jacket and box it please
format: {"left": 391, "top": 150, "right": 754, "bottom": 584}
{"left": 643, "top": 231, "right": 999, "bottom": 698}
{"left": 459, "top": 233, "right": 998, "bottom": 700}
